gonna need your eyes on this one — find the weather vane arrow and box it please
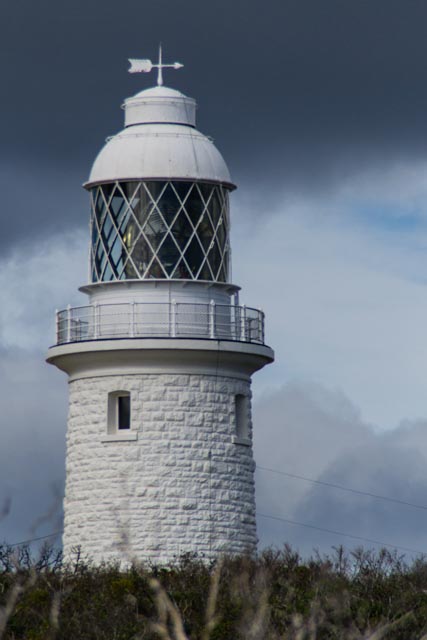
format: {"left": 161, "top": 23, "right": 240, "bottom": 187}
{"left": 128, "top": 45, "right": 183, "bottom": 86}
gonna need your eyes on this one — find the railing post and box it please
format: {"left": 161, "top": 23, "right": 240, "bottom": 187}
{"left": 209, "top": 300, "right": 216, "bottom": 339}
{"left": 258, "top": 309, "right": 263, "bottom": 344}
{"left": 66, "top": 304, "right": 71, "bottom": 343}
{"left": 130, "top": 301, "right": 135, "bottom": 337}
{"left": 241, "top": 304, "right": 247, "bottom": 341}
{"left": 94, "top": 303, "right": 98, "bottom": 339}
{"left": 55, "top": 309, "right": 59, "bottom": 344}
{"left": 171, "top": 299, "right": 177, "bottom": 338}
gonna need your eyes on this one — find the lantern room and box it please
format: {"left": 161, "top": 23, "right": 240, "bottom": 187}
{"left": 85, "top": 84, "right": 234, "bottom": 285}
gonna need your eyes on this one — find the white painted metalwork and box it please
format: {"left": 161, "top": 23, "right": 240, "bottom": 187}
{"left": 87, "top": 123, "right": 232, "bottom": 187}
{"left": 123, "top": 86, "right": 197, "bottom": 128}
{"left": 209, "top": 300, "right": 216, "bottom": 339}
{"left": 128, "top": 45, "right": 183, "bottom": 86}
{"left": 55, "top": 302, "right": 265, "bottom": 346}
{"left": 87, "top": 60, "right": 232, "bottom": 187}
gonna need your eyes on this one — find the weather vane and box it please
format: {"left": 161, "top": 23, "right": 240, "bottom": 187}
{"left": 128, "top": 45, "right": 183, "bottom": 87}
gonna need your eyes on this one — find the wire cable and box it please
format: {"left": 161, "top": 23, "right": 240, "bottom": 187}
{"left": 10, "top": 464, "right": 427, "bottom": 555}
{"left": 257, "top": 513, "right": 425, "bottom": 555}
{"left": 9, "top": 516, "right": 424, "bottom": 556}
{"left": 257, "top": 465, "right": 427, "bottom": 512}
{"left": 9, "top": 511, "right": 425, "bottom": 558}
{"left": 9, "top": 531, "right": 63, "bottom": 548}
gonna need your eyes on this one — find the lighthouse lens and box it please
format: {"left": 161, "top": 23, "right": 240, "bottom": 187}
{"left": 90, "top": 181, "right": 230, "bottom": 283}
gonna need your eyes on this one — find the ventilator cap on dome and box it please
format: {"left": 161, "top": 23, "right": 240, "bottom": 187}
{"left": 123, "top": 85, "right": 196, "bottom": 127}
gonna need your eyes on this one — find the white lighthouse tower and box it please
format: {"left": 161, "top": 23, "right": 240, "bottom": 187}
{"left": 47, "top": 51, "right": 274, "bottom": 564}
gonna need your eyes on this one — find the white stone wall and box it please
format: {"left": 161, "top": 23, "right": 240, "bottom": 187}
{"left": 63, "top": 372, "right": 256, "bottom": 564}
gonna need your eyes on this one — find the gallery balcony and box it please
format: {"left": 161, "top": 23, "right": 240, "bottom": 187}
{"left": 54, "top": 301, "right": 265, "bottom": 346}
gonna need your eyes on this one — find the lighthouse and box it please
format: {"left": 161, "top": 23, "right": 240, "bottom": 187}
{"left": 47, "top": 50, "right": 274, "bottom": 564}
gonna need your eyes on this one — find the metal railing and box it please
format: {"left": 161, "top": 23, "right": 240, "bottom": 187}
{"left": 55, "top": 301, "right": 265, "bottom": 346}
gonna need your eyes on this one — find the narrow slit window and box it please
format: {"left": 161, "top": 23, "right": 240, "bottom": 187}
{"left": 108, "top": 391, "right": 131, "bottom": 434}
{"left": 235, "top": 394, "right": 249, "bottom": 440}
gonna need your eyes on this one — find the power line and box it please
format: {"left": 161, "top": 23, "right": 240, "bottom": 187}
{"left": 10, "top": 461, "right": 427, "bottom": 557}
{"left": 9, "top": 531, "right": 63, "bottom": 548}
{"left": 257, "top": 465, "right": 427, "bottom": 512}
{"left": 8, "top": 515, "right": 424, "bottom": 559}
{"left": 258, "top": 513, "right": 425, "bottom": 555}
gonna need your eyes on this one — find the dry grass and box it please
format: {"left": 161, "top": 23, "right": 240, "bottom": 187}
{"left": 1, "top": 544, "right": 427, "bottom": 638}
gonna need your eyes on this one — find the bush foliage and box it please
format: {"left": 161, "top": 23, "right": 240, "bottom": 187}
{"left": 1, "top": 543, "right": 427, "bottom": 639}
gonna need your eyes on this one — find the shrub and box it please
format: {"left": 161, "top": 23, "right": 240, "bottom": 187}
{"left": 1, "top": 544, "right": 427, "bottom": 639}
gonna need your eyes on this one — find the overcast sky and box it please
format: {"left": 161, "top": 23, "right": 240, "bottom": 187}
{"left": 2, "top": 0, "right": 427, "bottom": 557}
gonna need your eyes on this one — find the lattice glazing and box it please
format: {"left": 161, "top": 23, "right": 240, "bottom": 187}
{"left": 90, "top": 181, "right": 230, "bottom": 282}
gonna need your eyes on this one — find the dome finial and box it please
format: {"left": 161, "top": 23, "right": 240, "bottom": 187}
{"left": 128, "top": 45, "right": 184, "bottom": 86}
{"left": 157, "top": 43, "right": 163, "bottom": 86}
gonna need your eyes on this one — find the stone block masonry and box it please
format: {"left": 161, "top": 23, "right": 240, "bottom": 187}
{"left": 63, "top": 372, "right": 256, "bottom": 564}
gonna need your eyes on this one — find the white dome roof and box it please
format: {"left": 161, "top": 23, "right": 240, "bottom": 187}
{"left": 85, "top": 85, "right": 234, "bottom": 188}
{"left": 86, "top": 123, "right": 232, "bottom": 186}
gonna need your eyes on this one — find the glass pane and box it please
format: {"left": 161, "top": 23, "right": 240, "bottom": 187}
{"left": 171, "top": 258, "right": 191, "bottom": 279}
{"left": 198, "top": 259, "right": 213, "bottom": 281}
{"left": 117, "top": 209, "right": 131, "bottom": 236}
{"left": 198, "top": 183, "right": 213, "bottom": 203}
{"left": 101, "top": 212, "right": 114, "bottom": 244}
{"left": 110, "top": 187, "right": 127, "bottom": 220}
{"left": 184, "top": 184, "right": 207, "bottom": 226}
{"left": 215, "top": 215, "right": 226, "bottom": 249}
{"left": 217, "top": 263, "right": 227, "bottom": 282}
{"left": 122, "top": 181, "right": 140, "bottom": 201}
{"left": 206, "top": 189, "right": 222, "bottom": 229}
{"left": 120, "top": 258, "right": 138, "bottom": 280}
{"left": 172, "top": 181, "right": 192, "bottom": 203}
{"left": 109, "top": 235, "right": 124, "bottom": 277}
{"left": 91, "top": 222, "right": 99, "bottom": 251}
{"left": 207, "top": 239, "right": 222, "bottom": 280}
{"left": 103, "top": 262, "right": 114, "bottom": 281}
{"left": 101, "top": 183, "right": 115, "bottom": 203}
{"left": 157, "top": 183, "right": 180, "bottom": 223}
{"left": 183, "top": 236, "right": 205, "bottom": 278}
{"left": 146, "top": 256, "right": 167, "bottom": 279}
{"left": 118, "top": 395, "right": 130, "bottom": 430}
{"left": 144, "top": 180, "right": 165, "bottom": 204}
{"left": 157, "top": 234, "right": 181, "bottom": 276}
{"left": 129, "top": 236, "right": 154, "bottom": 277}
{"left": 94, "top": 188, "right": 106, "bottom": 224}
{"left": 170, "top": 210, "right": 194, "bottom": 249}
{"left": 95, "top": 241, "right": 107, "bottom": 276}
{"left": 133, "top": 183, "right": 156, "bottom": 228}
{"left": 196, "top": 215, "right": 214, "bottom": 251}
{"left": 144, "top": 209, "right": 168, "bottom": 251}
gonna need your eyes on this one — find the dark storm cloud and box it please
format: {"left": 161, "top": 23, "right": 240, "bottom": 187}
{"left": 2, "top": 0, "right": 427, "bottom": 252}
{"left": 0, "top": 161, "right": 87, "bottom": 255}
{"left": 292, "top": 438, "right": 427, "bottom": 555}
{"left": 254, "top": 384, "right": 427, "bottom": 556}
{"left": 0, "top": 349, "right": 66, "bottom": 545}
{"left": 3, "top": 0, "right": 427, "bottom": 184}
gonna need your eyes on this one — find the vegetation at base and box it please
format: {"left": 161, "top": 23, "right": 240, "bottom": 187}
{"left": 1, "top": 544, "right": 427, "bottom": 638}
